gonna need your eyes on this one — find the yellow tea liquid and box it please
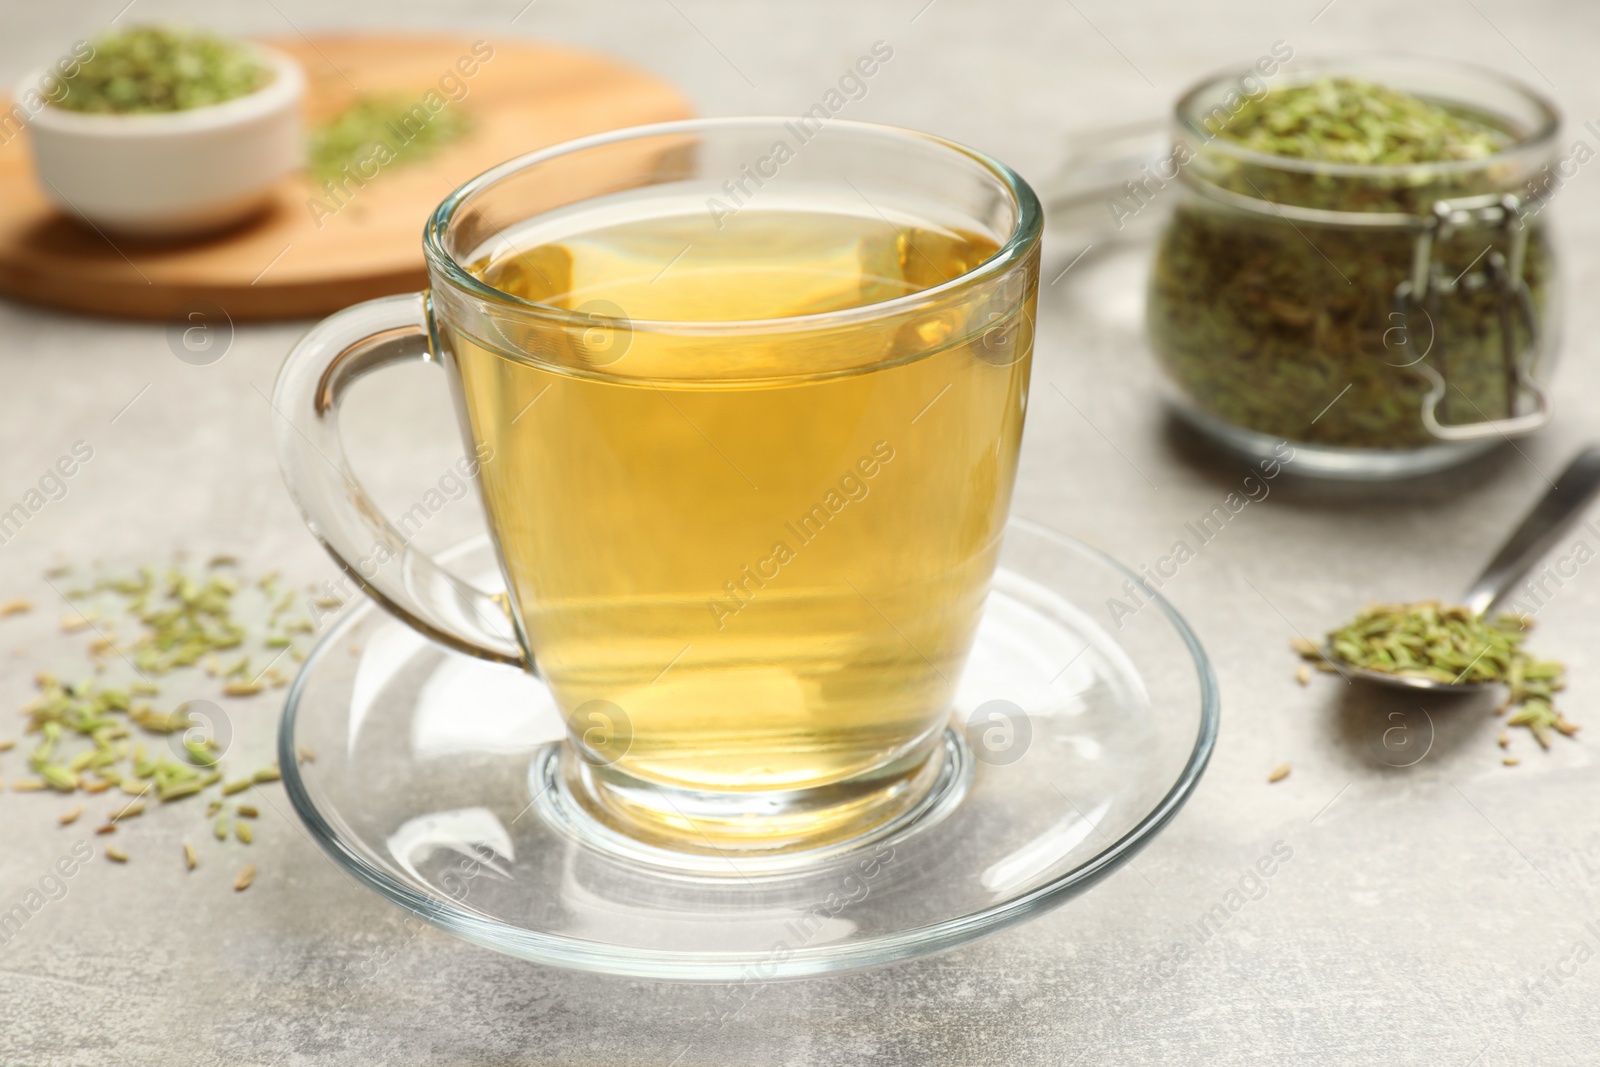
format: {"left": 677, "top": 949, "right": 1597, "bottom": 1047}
{"left": 447, "top": 197, "right": 1032, "bottom": 847}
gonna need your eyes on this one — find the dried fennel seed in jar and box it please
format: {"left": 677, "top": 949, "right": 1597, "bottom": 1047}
{"left": 1148, "top": 76, "right": 1553, "bottom": 449}
{"left": 1294, "top": 601, "right": 1577, "bottom": 750}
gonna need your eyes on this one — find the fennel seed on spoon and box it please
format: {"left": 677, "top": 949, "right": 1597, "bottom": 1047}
{"left": 1295, "top": 601, "right": 1578, "bottom": 750}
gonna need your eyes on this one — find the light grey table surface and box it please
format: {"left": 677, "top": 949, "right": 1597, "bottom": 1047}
{"left": 4, "top": 1, "right": 1600, "bottom": 1064}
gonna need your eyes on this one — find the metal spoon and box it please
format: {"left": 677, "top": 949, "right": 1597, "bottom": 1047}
{"left": 1328, "top": 445, "right": 1600, "bottom": 691}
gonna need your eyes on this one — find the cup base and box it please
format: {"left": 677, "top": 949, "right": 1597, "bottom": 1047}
{"left": 529, "top": 727, "right": 973, "bottom": 874}
{"left": 277, "top": 526, "right": 1218, "bottom": 978}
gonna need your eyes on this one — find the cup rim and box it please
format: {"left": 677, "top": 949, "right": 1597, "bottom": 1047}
{"left": 1174, "top": 52, "right": 1561, "bottom": 180}
{"left": 422, "top": 116, "right": 1043, "bottom": 335}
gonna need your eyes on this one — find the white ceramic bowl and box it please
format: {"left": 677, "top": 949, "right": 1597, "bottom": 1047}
{"left": 19, "top": 43, "right": 304, "bottom": 238}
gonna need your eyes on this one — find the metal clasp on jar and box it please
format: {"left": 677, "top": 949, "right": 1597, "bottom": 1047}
{"left": 1394, "top": 193, "right": 1551, "bottom": 442}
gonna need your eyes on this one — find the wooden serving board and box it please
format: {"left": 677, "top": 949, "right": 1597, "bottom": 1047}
{"left": 0, "top": 35, "right": 693, "bottom": 321}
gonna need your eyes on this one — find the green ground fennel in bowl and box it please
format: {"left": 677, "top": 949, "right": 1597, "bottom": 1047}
{"left": 1147, "top": 63, "right": 1560, "bottom": 468}
{"left": 54, "top": 26, "right": 273, "bottom": 114}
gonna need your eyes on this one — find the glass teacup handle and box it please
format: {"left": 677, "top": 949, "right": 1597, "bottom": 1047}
{"left": 272, "top": 292, "right": 525, "bottom": 666}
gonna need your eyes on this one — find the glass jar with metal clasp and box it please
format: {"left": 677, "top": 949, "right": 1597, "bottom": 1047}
{"left": 1144, "top": 56, "right": 1562, "bottom": 479}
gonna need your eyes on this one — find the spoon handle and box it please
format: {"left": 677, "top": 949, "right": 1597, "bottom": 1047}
{"left": 1461, "top": 445, "right": 1600, "bottom": 616}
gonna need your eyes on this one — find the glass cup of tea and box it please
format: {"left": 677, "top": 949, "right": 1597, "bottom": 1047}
{"left": 274, "top": 118, "right": 1042, "bottom": 863}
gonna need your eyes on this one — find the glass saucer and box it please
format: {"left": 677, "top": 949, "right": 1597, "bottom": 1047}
{"left": 279, "top": 518, "right": 1218, "bottom": 979}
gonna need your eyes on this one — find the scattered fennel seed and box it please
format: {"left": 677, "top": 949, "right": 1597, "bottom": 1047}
{"left": 40, "top": 766, "right": 78, "bottom": 792}
{"left": 59, "top": 612, "right": 96, "bottom": 634}
{"left": 110, "top": 800, "right": 146, "bottom": 821}
{"left": 308, "top": 94, "right": 471, "bottom": 183}
{"left": 0, "top": 557, "right": 320, "bottom": 879}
